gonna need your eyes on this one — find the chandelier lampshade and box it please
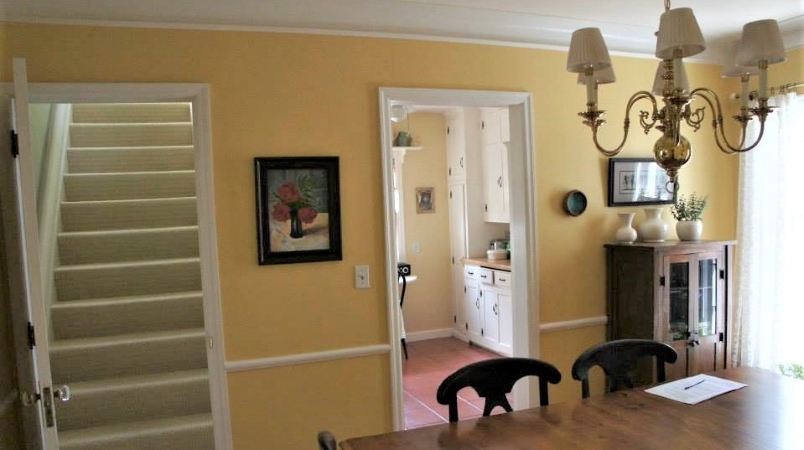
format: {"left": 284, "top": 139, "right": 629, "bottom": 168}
{"left": 652, "top": 60, "right": 689, "bottom": 94}
{"left": 567, "top": 28, "right": 612, "bottom": 73}
{"left": 655, "top": 7, "right": 706, "bottom": 59}
{"left": 577, "top": 66, "right": 616, "bottom": 85}
{"left": 738, "top": 19, "right": 787, "bottom": 67}
{"left": 721, "top": 40, "right": 760, "bottom": 78}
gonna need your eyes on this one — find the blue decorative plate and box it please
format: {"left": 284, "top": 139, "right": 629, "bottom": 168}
{"left": 563, "top": 190, "right": 587, "bottom": 216}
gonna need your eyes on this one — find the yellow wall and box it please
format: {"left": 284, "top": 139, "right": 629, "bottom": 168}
{"left": 394, "top": 113, "right": 453, "bottom": 334}
{"left": 3, "top": 22, "right": 760, "bottom": 449}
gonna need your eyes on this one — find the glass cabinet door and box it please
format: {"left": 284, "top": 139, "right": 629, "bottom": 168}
{"left": 668, "top": 260, "right": 690, "bottom": 342}
{"left": 697, "top": 257, "right": 718, "bottom": 338}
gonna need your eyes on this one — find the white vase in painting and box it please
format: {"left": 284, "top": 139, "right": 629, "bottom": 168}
{"left": 638, "top": 207, "right": 668, "bottom": 243}
{"left": 615, "top": 213, "right": 637, "bottom": 244}
{"left": 676, "top": 220, "right": 703, "bottom": 241}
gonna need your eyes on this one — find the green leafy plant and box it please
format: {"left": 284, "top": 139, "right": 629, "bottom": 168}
{"left": 779, "top": 363, "right": 804, "bottom": 380}
{"left": 671, "top": 193, "right": 708, "bottom": 221}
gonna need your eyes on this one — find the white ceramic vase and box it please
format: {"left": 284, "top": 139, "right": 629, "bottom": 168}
{"left": 615, "top": 213, "right": 637, "bottom": 244}
{"left": 676, "top": 220, "right": 703, "bottom": 241}
{"left": 638, "top": 207, "right": 668, "bottom": 243}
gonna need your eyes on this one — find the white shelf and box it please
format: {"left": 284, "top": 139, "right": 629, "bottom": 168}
{"left": 392, "top": 146, "right": 424, "bottom": 151}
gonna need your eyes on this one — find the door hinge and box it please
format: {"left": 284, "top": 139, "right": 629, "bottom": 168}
{"left": 659, "top": 276, "right": 666, "bottom": 286}
{"left": 719, "top": 269, "right": 725, "bottom": 279}
{"left": 465, "top": 323, "right": 468, "bottom": 331}
{"left": 27, "top": 322, "right": 35, "bottom": 349}
{"left": 208, "top": 336, "right": 214, "bottom": 349}
{"left": 449, "top": 190, "right": 453, "bottom": 199}
{"left": 484, "top": 204, "right": 488, "bottom": 212}
{"left": 481, "top": 328, "right": 484, "bottom": 336}
{"left": 719, "top": 332, "right": 724, "bottom": 342}
{"left": 464, "top": 286, "right": 466, "bottom": 293}
{"left": 452, "top": 256, "right": 455, "bottom": 264}
{"left": 10, "top": 131, "right": 19, "bottom": 158}
{"left": 453, "top": 315, "right": 457, "bottom": 324}
{"left": 481, "top": 121, "right": 485, "bottom": 130}
{"left": 447, "top": 126, "right": 450, "bottom": 134}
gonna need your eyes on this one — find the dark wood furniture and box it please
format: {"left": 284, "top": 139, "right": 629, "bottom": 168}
{"left": 436, "top": 357, "right": 561, "bottom": 422}
{"left": 605, "top": 240, "right": 735, "bottom": 382}
{"left": 571, "top": 338, "right": 678, "bottom": 398}
{"left": 341, "top": 367, "right": 803, "bottom": 450}
{"left": 317, "top": 431, "right": 337, "bottom": 450}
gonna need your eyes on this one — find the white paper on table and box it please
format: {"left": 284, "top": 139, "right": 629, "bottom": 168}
{"left": 644, "top": 374, "right": 747, "bottom": 405}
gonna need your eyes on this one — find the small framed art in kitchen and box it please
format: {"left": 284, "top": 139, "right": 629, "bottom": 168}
{"left": 254, "top": 156, "right": 342, "bottom": 265}
{"left": 608, "top": 158, "right": 676, "bottom": 206}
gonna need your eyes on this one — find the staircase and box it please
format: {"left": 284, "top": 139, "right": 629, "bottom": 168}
{"left": 49, "top": 103, "right": 214, "bottom": 450}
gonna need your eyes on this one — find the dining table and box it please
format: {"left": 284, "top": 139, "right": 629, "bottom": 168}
{"left": 340, "top": 367, "right": 804, "bottom": 449}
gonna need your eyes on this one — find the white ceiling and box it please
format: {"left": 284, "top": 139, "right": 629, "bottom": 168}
{"left": 3, "top": 0, "right": 803, "bottom": 63}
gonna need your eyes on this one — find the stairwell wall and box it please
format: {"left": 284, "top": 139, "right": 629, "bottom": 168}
{"left": 2, "top": 22, "right": 783, "bottom": 450}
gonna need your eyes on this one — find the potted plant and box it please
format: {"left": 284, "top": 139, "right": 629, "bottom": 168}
{"left": 671, "top": 193, "right": 707, "bottom": 241}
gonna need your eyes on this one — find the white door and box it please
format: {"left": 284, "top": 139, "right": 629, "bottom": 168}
{"left": 3, "top": 58, "right": 61, "bottom": 449}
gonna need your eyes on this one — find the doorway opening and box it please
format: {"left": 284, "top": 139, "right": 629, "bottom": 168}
{"left": 378, "top": 88, "right": 540, "bottom": 430}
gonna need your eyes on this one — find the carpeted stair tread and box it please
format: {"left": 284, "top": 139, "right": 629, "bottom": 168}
{"left": 57, "top": 369, "right": 211, "bottom": 431}
{"left": 60, "top": 197, "right": 197, "bottom": 231}
{"left": 67, "top": 146, "right": 194, "bottom": 173}
{"left": 63, "top": 170, "right": 196, "bottom": 201}
{"left": 70, "top": 122, "right": 194, "bottom": 148}
{"left": 58, "top": 413, "right": 213, "bottom": 450}
{"left": 51, "top": 291, "right": 204, "bottom": 340}
{"left": 72, "top": 103, "right": 192, "bottom": 124}
{"left": 58, "top": 226, "right": 199, "bottom": 265}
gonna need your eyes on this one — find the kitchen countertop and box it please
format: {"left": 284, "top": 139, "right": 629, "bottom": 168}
{"left": 462, "top": 257, "right": 511, "bottom": 271}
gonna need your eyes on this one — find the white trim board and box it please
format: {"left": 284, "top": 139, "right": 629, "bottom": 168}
{"left": 540, "top": 316, "right": 608, "bottom": 333}
{"left": 405, "top": 329, "right": 453, "bottom": 343}
{"left": 224, "top": 344, "right": 392, "bottom": 372}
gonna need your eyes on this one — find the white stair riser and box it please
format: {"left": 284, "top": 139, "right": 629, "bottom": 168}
{"left": 67, "top": 147, "right": 194, "bottom": 173}
{"left": 59, "top": 227, "right": 199, "bottom": 265}
{"left": 52, "top": 293, "right": 204, "bottom": 340}
{"left": 55, "top": 260, "right": 201, "bottom": 301}
{"left": 57, "top": 373, "right": 210, "bottom": 431}
{"left": 72, "top": 103, "right": 192, "bottom": 124}
{"left": 59, "top": 415, "right": 214, "bottom": 450}
{"left": 61, "top": 198, "right": 197, "bottom": 232}
{"left": 51, "top": 332, "right": 207, "bottom": 383}
{"left": 64, "top": 171, "right": 196, "bottom": 201}
{"left": 70, "top": 123, "right": 193, "bottom": 148}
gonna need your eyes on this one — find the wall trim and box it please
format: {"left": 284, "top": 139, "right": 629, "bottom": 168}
{"left": 0, "top": 390, "right": 18, "bottom": 417}
{"left": 406, "top": 328, "right": 453, "bottom": 343}
{"left": 539, "top": 316, "right": 608, "bottom": 333}
{"left": 225, "top": 344, "right": 392, "bottom": 372}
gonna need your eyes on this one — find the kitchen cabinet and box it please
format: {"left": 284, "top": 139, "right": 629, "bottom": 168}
{"left": 480, "top": 107, "right": 510, "bottom": 223}
{"left": 448, "top": 108, "right": 509, "bottom": 339}
{"left": 463, "top": 264, "right": 513, "bottom": 356}
{"left": 605, "top": 240, "right": 735, "bottom": 383}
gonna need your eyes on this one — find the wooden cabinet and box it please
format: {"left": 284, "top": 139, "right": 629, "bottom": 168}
{"left": 464, "top": 264, "right": 512, "bottom": 356}
{"left": 480, "top": 107, "right": 510, "bottom": 223}
{"left": 605, "top": 240, "right": 735, "bottom": 382}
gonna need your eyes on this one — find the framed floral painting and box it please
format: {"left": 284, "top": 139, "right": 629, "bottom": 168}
{"left": 254, "top": 157, "right": 342, "bottom": 265}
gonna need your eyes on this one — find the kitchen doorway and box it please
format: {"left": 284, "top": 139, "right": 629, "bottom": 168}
{"left": 378, "top": 88, "right": 540, "bottom": 430}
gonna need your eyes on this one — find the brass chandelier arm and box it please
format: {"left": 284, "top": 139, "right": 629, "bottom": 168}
{"left": 587, "top": 90, "right": 659, "bottom": 157}
{"left": 690, "top": 87, "right": 767, "bottom": 154}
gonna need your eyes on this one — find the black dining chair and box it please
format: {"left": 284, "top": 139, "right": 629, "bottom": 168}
{"left": 571, "top": 338, "right": 678, "bottom": 398}
{"left": 317, "top": 430, "right": 337, "bottom": 450}
{"left": 436, "top": 357, "right": 562, "bottom": 422}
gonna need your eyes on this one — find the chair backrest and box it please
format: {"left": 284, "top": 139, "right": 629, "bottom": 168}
{"left": 317, "top": 431, "right": 337, "bottom": 450}
{"left": 436, "top": 357, "right": 562, "bottom": 422}
{"left": 571, "top": 339, "right": 678, "bottom": 398}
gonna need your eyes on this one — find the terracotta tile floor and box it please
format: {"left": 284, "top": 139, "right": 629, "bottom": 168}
{"left": 402, "top": 337, "right": 503, "bottom": 429}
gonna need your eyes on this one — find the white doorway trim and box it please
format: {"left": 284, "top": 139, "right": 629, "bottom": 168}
{"left": 11, "top": 82, "right": 232, "bottom": 450}
{"left": 378, "top": 87, "right": 540, "bottom": 430}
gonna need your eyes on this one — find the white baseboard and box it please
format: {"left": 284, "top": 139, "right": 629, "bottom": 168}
{"left": 405, "top": 328, "right": 453, "bottom": 342}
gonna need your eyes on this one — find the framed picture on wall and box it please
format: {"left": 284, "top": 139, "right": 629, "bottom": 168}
{"left": 254, "top": 156, "right": 342, "bottom": 265}
{"left": 415, "top": 187, "right": 435, "bottom": 213}
{"left": 608, "top": 158, "right": 676, "bottom": 206}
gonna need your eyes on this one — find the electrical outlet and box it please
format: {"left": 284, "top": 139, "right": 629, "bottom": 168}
{"left": 355, "top": 265, "right": 370, "bottom": 289}
{"left": 412, "top": 241, "right": 421, "bottom": 253}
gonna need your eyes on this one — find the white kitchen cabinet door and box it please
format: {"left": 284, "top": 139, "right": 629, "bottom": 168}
{"left": 482, "top": 142, "right": 509, "bottom": 223}
{"left": 446, "top": 115, "right": 466, "bottom": 182}
{"left": 481, "top": 287, "right": 500, "bottom": 344}
{"left": 497, "top": 289, "right": 513, "bottom": 353}
{"left": 464, "top": 279, "right": 482, "bottom": 342}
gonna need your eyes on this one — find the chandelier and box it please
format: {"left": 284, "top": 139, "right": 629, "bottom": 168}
{"left": 566, "top": 0, "right": 788, "bottom": 190}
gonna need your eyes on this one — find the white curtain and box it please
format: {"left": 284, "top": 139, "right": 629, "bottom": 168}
{"left": 733, "top": 92, "right": 804, "bottom": 372}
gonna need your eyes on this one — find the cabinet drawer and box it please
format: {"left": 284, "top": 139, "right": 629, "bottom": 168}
{"left": 464, "top": 265, "right": 481, "bottom": 280}
{"left": 479, "top": 268, "right": 494, "bottom": 285}
{"left": 494, "top": 270, "right": 512, "bottom": 288}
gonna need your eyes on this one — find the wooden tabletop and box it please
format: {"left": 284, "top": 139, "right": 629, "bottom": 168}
{"left": 341, "top": 367, "right": 804, "bottom": 450}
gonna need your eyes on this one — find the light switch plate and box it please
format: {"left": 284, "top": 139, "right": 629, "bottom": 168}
{"left": 355, "top": 265, "right": 370, "bottom": 289}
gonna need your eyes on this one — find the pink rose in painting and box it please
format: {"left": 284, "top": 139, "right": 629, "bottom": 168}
{"left": 271, "top": 202, "right": 291, "bottom": 222}
{"left": 276, "top": 181, "right": 301, "bottom": 204}
{"left": 298, "top": 206, "right": 318, "bottom": 224}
